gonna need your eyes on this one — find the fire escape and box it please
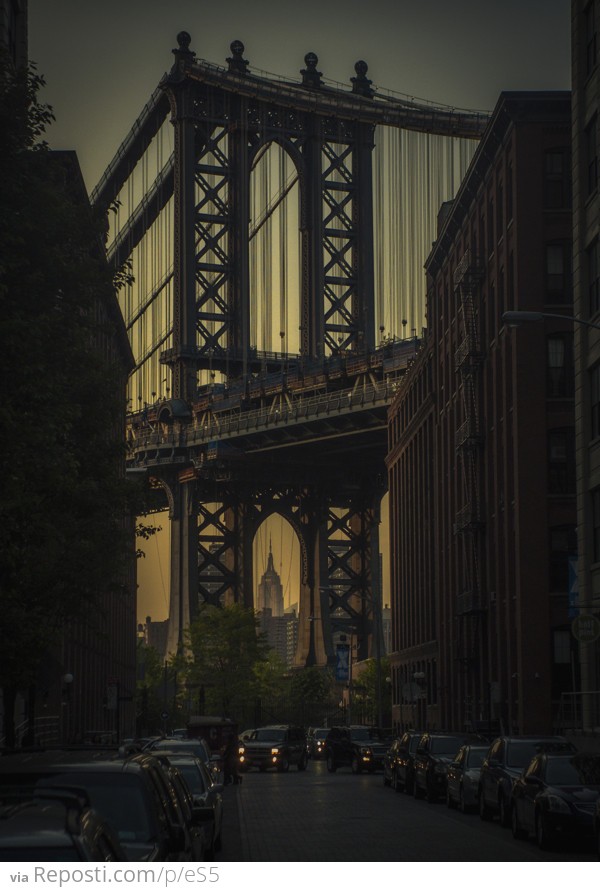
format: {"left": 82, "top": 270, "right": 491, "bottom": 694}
{"left": 453, "top": 249, "right": 485, "bottom": 678}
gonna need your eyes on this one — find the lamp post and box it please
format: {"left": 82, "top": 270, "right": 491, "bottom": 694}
{"left": 502, "top": 310, "right": 600, "bottom": 331}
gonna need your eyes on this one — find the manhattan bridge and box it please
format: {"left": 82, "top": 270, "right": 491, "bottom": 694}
{"left": 92, "top": 33, "right": 488, "bottom": 666}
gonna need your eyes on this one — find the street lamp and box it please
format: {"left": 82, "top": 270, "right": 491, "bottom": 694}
{"left": 502, "top": 310, "right": 600, "bottom": 331}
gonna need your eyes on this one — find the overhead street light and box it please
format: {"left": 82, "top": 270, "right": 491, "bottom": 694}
{"left": 502, "top": 310, "right": 600, "bottom": 331}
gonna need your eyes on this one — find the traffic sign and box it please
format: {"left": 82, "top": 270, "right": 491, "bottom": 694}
{"left": 571, "top": 613, "right": 600, "bottom": 644}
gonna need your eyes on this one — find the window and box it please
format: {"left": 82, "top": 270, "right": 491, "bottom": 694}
{"left": 592, "top": 363, "right": 600, "bottom": 439}
{"left": 544, "top": 150, "right": 571, "bottom": 209}
{"left": 547, "top": 334, "right": 574, "bottom": 398}
{"left": 593, "top": 488, "right": 600, "bottom": 562}
{"left": 487, "top": 198, "right": 495, "bottom": 254}
{"left": 586, "top": 117, "right": 598, "bottom": 197}
{"left": 549, "top": 526, "right": 577, "bottom": 597}
{"left": 506, "top": 161, "right": 513, "bottom": 222}
{"left": 545, "top": 242, "right": 572, "bottom": 303}
{"left": 548, "top": 428, "right": 575, "bottom": 494}
{"left": 586, "top": 2, "right": 598, "bottom": 75}
{"left": 589, "top": 238, "right": 600, "bottom": 315}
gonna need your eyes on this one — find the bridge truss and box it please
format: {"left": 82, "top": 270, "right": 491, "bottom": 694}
{"left": 93, "top": 33, "right": 488, "bottom": 664}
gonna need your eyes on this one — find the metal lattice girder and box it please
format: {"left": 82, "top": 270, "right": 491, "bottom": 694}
{"left": 197, "top": 501, "right": 240, "bottom": 608}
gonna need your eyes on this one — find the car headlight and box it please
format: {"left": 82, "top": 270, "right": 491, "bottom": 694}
{"left": 271, "top": 747, "right": 280, "bottom": 755}
{"left": 238, "top": 746, "right": 245, "bottom": 755}
{"left": 359, "top": 746, "right": 372, "bottom": 756}
{"left": 545, "top": 795, "right": 571, "bottom": 814}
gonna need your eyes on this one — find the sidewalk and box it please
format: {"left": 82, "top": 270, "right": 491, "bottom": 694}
{"left": 216, "top": 782, "right": 245, "bottom": 861}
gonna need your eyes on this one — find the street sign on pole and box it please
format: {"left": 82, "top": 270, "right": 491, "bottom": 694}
{"left": 571, "top": 613, "right": 600, "bottom": 644}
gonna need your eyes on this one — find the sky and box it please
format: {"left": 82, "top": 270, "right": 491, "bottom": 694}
{"left": 29, "top": 1, "right": 571, "bottom": 193}
{"left": 27, "top": 1, "right": 572, "bottom": 622}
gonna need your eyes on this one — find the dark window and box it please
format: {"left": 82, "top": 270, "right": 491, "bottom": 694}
{"left": 593, "top": 488, "right": 600, "bottom": 562}
{"left": 587, "top": 117, "right": 598, "bottom": 197}
{"left": 545, "top": 243, "right": 572, "bottom": 303}
{"left": 487, "top": 198, "right": 494, "bottom": 254}
{"left": 592, "top": 363, "right": 600, "bottom": 439}
{"left": 547, "top": 333, "right": 574, "bottom": 398}
{"left": 589, "top": 238, "right": 600, "bottom": 315}
{"left": 506, "top": 161, "right": 513, "bottom": 222}
{"left": 587, "top": 2, "right": 598, "bottom": 75}
{"left": 544, "top": 151, "right": 571, "bottom": 209}
{"left": 549, "top": 525, "right": 577, "bottom": 597}
{"left": 548, "top": 428, "right": 576, "bottom": 494}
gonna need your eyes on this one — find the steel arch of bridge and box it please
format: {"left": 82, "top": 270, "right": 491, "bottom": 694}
{"left": 97, "top": 34, "right": 487, "bottom": 664}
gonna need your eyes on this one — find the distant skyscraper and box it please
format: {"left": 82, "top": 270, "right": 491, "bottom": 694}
{"left": 256, "top": 538, "right": 284, "bottom": 617}
{"left": 256, "top": 539, "right": 298, "bottom": 665}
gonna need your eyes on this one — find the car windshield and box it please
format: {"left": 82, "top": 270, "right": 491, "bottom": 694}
{"left": 466, "top": 749, "right": 486, "bottom": 768}
{"left": 37, "top": 773, "right": 153, "bottom": 844}
{"left": 545, "top": 755, "right": 600, "bottom": 786}
{"left": 507, "top": 742, "right": 548, "bottom": 768}
{"left": 173, "top": 763, "right": 208, "bottom": 795}
{"left": 351, "top": 728, "right": 384, "bottom": 742}
{"left": 429, "top": 737, "right": 464, "bottom": 755}
{"left": 252, "top": 729, "right": 285, "bottom": 743}
{"left": 154, "top": 741, "right": 209, "bottom": 763}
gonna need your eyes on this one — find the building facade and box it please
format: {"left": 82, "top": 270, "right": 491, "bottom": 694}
{"left": 572, "top": 0, "right": 600, "bottom": 731}
{"left": 388, "top": 92, "right": 574, "bottom": 735}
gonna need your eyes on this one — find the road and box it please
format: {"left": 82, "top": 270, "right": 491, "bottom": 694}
{"left": 217, "top": 759, "right": 597, "bottom": 862}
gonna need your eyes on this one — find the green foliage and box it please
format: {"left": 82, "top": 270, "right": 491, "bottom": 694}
{"left": 0, "top": 53, "right": 135, "bottom": 698}
{"left": 290, "top": 665, "right": 335, "bottom": 706}
{"left": 183, "top": 604, "right": 270, "bottom": 719}
{"left": 352, "top": 656, "right": 392, "bottom": 725}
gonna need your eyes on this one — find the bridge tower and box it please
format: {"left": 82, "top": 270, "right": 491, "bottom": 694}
{"left": 96, "top": 34, "right": 486, "bottom": 665}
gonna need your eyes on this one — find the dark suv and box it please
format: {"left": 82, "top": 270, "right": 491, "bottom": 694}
{"left": 478, "top": 735, "right": 577, "bottom": 827}
{"left": 238, "top": 725, "right": 307, "bottom": 772}
{"left": 413, "top": 732, "right": 473, "bottom": 802}
{"left": 325, "top": 725, "right": 391, "bottom": 773}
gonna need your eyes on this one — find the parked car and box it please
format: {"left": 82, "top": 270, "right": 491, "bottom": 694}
{"left": 446, "top": 744, "right": 488, "bottom": 813}
{"left": 145, "top": 738, "right": 212, "bottom": 767}
{"left": 325, "top": 725, "right": 391, "bottom": 773}
{"left": 478, "top": 736, "right": 577, "bottom": 827}
{"left": 151, "top": 752, "right": 223, "bottom": 858}
{"left": 0, "top": 793, "right": 126, "bottom": 862}
{"left": 384, "top": 731, "right": 422, "bottom": 793}
{"left": 594, "top": 794, "right": 600, "bottom": 859}
{"left": 0, "top": 748, "right": 210, "bottom": 861}
{"left": 413, "top": 733, "right": 474, "bottom": 802}
{"left": 238, "top": 725, "right": 308, "bottom": 772}
{"left": 307, "top": 728, "right": 330, "bottom": 760}
{"left": 510, "top": 752, "right": 600, "bottom": 850}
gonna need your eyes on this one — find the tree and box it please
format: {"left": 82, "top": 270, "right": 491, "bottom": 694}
{"left": 0, "top": 54, "right": 137, "bottom": 744}
{"left": 352, "top": 657, "right": 392, "bottom": 725}
{"left": 183, "top": 604, "right": 270, "bottom": 721}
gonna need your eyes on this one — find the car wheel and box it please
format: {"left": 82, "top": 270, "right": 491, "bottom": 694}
{"left": 511, "top": 804, "right": 527, "bottom": 840}
{"left": 326, "top": 754, "right": 337, "bottom": 773}
{"left": 479, "top": 791, "right": 493, "bottom": 821}
{"left": 351, "top": 754, "right": 362, "bottom": 774}
{"left": 535, "top": 811, "right": 553, "bottom": 851}
{"left": 297, "top": 753, "right": 308, "bottom": 771}
{"left": 278, "top": 757, "right": 289, "bottom": 773}
{"left": 499, "top": 793, "right": 510, "bottom": 828}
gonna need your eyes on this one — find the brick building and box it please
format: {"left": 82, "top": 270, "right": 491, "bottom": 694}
{"left": 387, "top": 91, "right": 574, "bottom": 735}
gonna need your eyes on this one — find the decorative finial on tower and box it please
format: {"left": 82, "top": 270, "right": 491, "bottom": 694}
{"left": 169, "top": 32, "right": 195, "bottom": 81}
{"left": 227, "top": 40, "right": 249, "bottom": 74}
{"left": 301, "top": 52, "right": 322, "bottom": 89}
{"left": 351, "top": 60, "right": 374, "bottom": 98}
